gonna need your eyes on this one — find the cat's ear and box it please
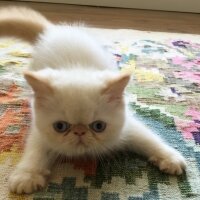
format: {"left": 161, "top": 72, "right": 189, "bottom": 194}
{"left": 102, "top": 73, "right": 130, "bottom": 102}
{"left": 24, "top": 71, "right": 53, "bottom": 97}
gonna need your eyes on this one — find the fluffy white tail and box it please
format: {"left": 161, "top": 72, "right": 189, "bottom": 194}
{"left": 0, "top": 7, "right": 51, "bottom": 43}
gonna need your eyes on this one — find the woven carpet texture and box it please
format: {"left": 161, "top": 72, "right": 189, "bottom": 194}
{"left": 0, "top": 29, "right": 200, "bottom": 199}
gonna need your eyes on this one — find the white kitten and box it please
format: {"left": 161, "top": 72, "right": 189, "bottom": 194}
{"left": 0, "top": 7, "right": 186, "bottom": 194}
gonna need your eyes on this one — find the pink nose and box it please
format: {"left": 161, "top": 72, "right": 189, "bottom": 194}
{"left": 74, "top": 131, "right": 86, "bottom": 136}
{"left": 73, "top": 124, "right": 87, "bottom": 136}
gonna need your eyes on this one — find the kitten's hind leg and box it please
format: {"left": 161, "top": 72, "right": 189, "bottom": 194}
{"left": 123, "top": 117, "right": 186, "bottom": 175}
{"left": 9, "top": 130, "right": 55, "bottom": 194}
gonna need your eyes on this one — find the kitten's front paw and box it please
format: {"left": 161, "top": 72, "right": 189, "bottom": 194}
{"left": 9, "top": 168, "right": 50, "bottom": 194}
{"left": 149, "top": 149, "right": 186, "bottom": 175}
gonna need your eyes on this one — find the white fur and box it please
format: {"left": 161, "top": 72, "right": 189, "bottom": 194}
{"left": 9, "top": 25, "right": 186, "bottom": 194}
{"left": 32, "top": 25, "right": 116, "bottom": 70}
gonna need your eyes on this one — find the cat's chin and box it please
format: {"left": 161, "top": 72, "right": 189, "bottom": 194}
{"left": 59, "top": 144, "right": 104, "bottom": 158}
{"left": 76, "top": 140, "right": 88, "bottom": 148}
{"left": 57, "top": 144, "right": 94, "bottom": 157}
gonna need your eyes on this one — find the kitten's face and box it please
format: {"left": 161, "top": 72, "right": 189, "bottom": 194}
{"left": 25, "top": 69, "right": 130, "bottom": 157}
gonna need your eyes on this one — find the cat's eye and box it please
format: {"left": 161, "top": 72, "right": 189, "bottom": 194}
{"left": 53, "top": 121, "right": 71, "bottom": 133}
{"left": 89, "top": 120, "right": 107, "bottom": 133}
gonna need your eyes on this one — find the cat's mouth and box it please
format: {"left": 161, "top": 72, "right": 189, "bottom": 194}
{"left": 76, "top": 138, "right": 88, "bottom": 148}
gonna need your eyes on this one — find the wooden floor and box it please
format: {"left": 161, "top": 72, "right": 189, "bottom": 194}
{"left": 1, "top": 1, "right": 200, "bottom": 34}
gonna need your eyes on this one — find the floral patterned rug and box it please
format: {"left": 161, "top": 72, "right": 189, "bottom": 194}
{"left": 0, "top": 29, "right": 200, "bottom": 200}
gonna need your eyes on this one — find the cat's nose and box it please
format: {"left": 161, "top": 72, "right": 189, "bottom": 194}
{"left": 73, "top": 124, "right": 87, "bottom": 136}
{"left": 74, "top": 131, "right": 86, "bottom": 136}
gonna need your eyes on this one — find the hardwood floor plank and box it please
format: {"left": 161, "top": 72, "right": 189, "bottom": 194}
{"left": 0, "top": 0, "right": 200, "bottom": 34}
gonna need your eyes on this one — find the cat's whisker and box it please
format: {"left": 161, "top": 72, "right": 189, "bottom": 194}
{"left": 54, "top": 152, "right": 66, "bottom": 169}
{"left": 55, "top": 154, "right": 61, "bottom": 166}
{"left": 92, "top": 148, "right": 106, "bottom": 169}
